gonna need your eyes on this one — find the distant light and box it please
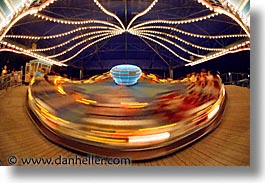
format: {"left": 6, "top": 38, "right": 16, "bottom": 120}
{"left": 248, "top": 75, "right": 250, "bottom": 78}
{"left": 228, "top": 72, "right": 231, "bottom": 76}
{"left": 110, "top": 64, "right": 142, "bottom": 86}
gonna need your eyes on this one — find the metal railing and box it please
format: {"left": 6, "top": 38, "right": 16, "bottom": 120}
{"left": 0, "top": 71, "right": 23, "bottom": 95}
{"left": 221, "top": 72, "right": 250, "bottom": 88}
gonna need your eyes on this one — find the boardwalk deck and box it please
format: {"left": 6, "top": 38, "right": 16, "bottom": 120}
{"left": 0, "top": 85, "right": 250, "bottom": 166}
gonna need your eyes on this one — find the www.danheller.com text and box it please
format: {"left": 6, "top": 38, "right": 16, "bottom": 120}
{"left": 4, "top": 155, "right": 131, "bottom": 166}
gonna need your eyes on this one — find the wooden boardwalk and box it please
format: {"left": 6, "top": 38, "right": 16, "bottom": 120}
{"left": 0, "top": 85, "right": 250, "bottom": 166}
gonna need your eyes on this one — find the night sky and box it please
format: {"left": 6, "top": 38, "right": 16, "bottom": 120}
{"left": 0, "top": 50, "right": 250, "bottom": 79}
{"left": 173, "top": 50, "right": 250, "bottom": 78}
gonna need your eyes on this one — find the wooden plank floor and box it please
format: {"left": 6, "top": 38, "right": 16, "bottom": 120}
{"left": 0, "top": 85, "right": 250, "bottom": 166}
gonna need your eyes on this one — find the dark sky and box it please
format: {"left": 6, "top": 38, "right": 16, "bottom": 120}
{"left": 0, "top": 50, "right": 250, "bottom": 79}
{"left": 173, "top": 50, "right": 250, "bottom": 78}
{"left": 0, "top": 51, "right": 32, "bottom": 71}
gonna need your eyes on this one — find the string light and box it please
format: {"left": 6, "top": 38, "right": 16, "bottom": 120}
{"left": 28, "top": 30, "right": 118, "bottom": 52}
{"left": 130, "top": 30, "right": 192, "bottom": 63}
{"left": 93, "top": 0, "right": 125, "bottom": 30}
{"left": 0, "top": 0, "right": 34, "bottom": 31}
{"left": 213, "top": 6, "right": 250, "bottom": 37}
{"left": 126, "top": 0, "right": 158, "bottom": 30}
{"left": 133, "top": 29, "right": 225, "bottom": 52}
{"left": 47, "top": 32, "right": 116, "bottom": 58}
{"left": 0, "top": 0, "right": 57, "bottom": 41}
{"left": 217, "top": 0, "right": 249, "bottom": 27}
{"left": 0, "top": 40, "right": 66, "bottom": 66}
{"left": 133, "top": 26, "right": 248, "bottom": 39}
{"left": 195, "top": 0, "right": 249, "bottom": 37}
{"left": 37, "top": 0, "right": 57, "bottom": 12}
{"left": 131, "top": 30, "right": 206, "bottom": 58}
{"left": 196, "top": 0, "right": 214, "bottom": 11}
{"left": 1, "top": 0, "right": 250, "bottom": 67}
{"left": 5, "top": 26, "right": 117, "bottom": 40}
{"left": 185, "top": 40, "right": 250, "bottom": 66}
{"left": 130, "top": 12, "right": 219, "bottom": 30}
{"left": 60, "top": 31, "right": 123, "bottom": 63}
{"left": 34, "top": 13, "right": 123, "bottom": 31}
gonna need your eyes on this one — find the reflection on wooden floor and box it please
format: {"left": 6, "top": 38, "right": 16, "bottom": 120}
{"left": 0, "top": 85, "right": 249, "bottom": 166}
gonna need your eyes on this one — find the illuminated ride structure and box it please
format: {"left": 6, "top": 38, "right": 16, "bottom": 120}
{"left": 0, "top": 0, "right": 250, "bottom": 70}
{"left": 110, "top": 64, "right": 142, "bottom": 85}
{"left": 26, "top": 69, "right": 226, "bottom": 160}
{"left": 0, "top": 0, "right": 247, "bottom": 160}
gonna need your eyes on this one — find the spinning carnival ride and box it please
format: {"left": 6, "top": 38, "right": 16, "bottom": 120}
{"left": 26, "top": 66, "right": 226, "bottom": 160}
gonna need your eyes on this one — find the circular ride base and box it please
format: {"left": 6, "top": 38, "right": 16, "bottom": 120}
{"left": 26, "top": 73, "right": 226, "bottom": 160}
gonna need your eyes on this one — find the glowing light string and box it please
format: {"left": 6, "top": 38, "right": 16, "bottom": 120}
{"left": 1, "top": 0, "right": 250, "bottom": 67}
{"left": 130, "top": 12, "right": 219, "bottom": 30}
{"left": 186, "top": 46, "right": 250, "bottom": 66}
{"left": 129, "top": 30, "right": 192, "bottom": 63}
{"left": 195, "top": 0, "right": 250, "bottom": 37}
{"left": 60, "top": 31, "right": 123, "bottom": 63}
{"left": 0, "top": 0, "right": 49, "bottom": 31}
{"left": 185, "top": 40, "right": 250, "bottom": 66}
{"left": 213, "top": 6, "right": 250, "bottom": 37}
{"left": 133, "top": 26, "right": 248, "bottom": 39}
{"left": 126, "top": 0, "right": 158, "bottom": 31}
{"left": 5, "top": 26, "right": 117, "bottom": 40}
{"left": 218, "top": 0, "right": 249, "bottom": 27}
{"left": 33, "top": 13, "right": 123, "bottom": 31}
{"left": 196, "top": 0, "right": 214, "bottom": 11}
{"left": 28, "top": 30, "right": 117, "bottom": 52}
{"left": 47, "top": 32, "right": 114, "bottom": 58}
{"left": 93, "top": 0, "right": 125, "bottom": 31}
{"left": 134, "top": 29, "right": 225, "bottom": 51}
{"left": 0, "top": 40, "right": 66, "bottom": 66}
{"left": 132, "top": 30, "right": 206, "bottom": 58}
{"left": 0, "top": 0, "right": 57, "bottom": 41}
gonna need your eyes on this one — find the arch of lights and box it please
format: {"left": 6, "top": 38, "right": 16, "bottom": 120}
{"left": 0, "top": 0, "right": 250, "bottom": 67}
